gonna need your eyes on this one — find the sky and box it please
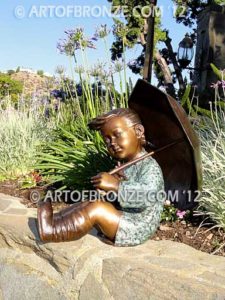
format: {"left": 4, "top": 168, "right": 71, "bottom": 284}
{"left": 0, "top": 0, "right": 192, "bottom": 85}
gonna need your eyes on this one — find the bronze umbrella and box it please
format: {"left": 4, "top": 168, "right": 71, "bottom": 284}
{"left": 112, "top": 79, "right": 202, "bottom": 210}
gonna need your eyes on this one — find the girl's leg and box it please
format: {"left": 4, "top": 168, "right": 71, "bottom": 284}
{"left": 37, "top": 200, "right": 122, "bottom": 243}
{"left": 86, "top": 201, "right": 122, "bottom": 240}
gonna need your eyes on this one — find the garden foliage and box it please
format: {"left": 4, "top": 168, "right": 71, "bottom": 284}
{"left": 0, "top": 100, "right": 52, "bottom": 180}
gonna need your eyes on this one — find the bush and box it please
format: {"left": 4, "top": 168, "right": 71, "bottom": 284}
{"left": 37, "top": 70, "right": 44, "bottom": 77}
{"left": 0, "top": 104, "right": 52, "bottom": 180}
{"left": 0, "top": 73, "right": 23, "bottom": 102}
{"left": 7, "top": 70, "right": 15, "bottom": 76}
{"left": 195, "top": 101, "right": 225, "bottom": 230}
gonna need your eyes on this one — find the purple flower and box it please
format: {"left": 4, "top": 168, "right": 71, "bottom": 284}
{"left": 57, "top": 39, "right": 74, "bottom": 56}
{"left": 176, "top": 210, "right": 186, "bottom": 219}
{"left": 57, "top": 27, "right": 96, "bottom": 56}
{"left": 94, "top": 24, "right": 111, "bottom": 39}
{"left": 64, "top": 29, "right": 76, "bottom": 38}
{"left": 210, "top": 81, "right": 221, "bottom": 89}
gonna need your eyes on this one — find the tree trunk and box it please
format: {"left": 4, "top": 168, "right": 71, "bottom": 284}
{"left": 164, "top": 32, "right": 185, "bottom": 93}
{"left": 155, "top": 51, "right": 176, "bottom": 98}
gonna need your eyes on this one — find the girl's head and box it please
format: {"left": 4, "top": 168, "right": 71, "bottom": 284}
{"left": 88, "top": 108, "right": 146, "bottom": 161}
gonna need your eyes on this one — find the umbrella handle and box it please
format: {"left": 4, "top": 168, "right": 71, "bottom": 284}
{"left": 109, "top": 138, "right": 184, "bottom": 175}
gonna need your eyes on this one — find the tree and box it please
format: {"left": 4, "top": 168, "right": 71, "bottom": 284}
{"left": 7, "top": 69, "right": 15, "bottom": 76}
{"left": 0, "top": 73, "right": 23, "bottom": 101}
{"left": 37, "top": 70, "right": 44, "bottom": 77}
{"left": 108, "top": 0, "right": 224, "bottom": 95}
{"left": 173, "top": 0, "right": 224, "bottom": 29}
{"left": 107, "top": 0, "right": 166, "bottom": 68}
{"left": 107, "top": 0, "right": 181, "bottom": 95}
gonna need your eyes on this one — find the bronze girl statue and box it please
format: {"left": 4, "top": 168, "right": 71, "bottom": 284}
{"left": 37, "top": 108, "right": 165, "bottom": 246}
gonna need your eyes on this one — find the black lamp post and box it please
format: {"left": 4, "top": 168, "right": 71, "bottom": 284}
{"left": 177, "top": 33, "right": 194, "bottom": 69}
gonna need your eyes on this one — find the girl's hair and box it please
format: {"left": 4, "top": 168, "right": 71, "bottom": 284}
{"left": 88, "top": 108, "right": 146, "bottom": 146}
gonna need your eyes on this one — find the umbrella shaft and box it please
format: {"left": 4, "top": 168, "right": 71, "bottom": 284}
{"left": 109, "top": 138, "right": 184, "bottom": 175}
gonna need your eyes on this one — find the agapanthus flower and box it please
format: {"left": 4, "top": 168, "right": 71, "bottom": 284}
{"left": 113, "top": 22, "right": 128, "bottom": 38}
{"left": 57, "top": 39, "right": 74, "bottom": 56}
{"left": 112, "top": 59, "right": 124, "bottom": 73}
{"left": 74, "top": 65, "right": 85, "bottom": 74}
{"left": 89, "top": 62, "right": 107, "bottom": 78}
{"left": 68, "top": 27, "right": 84, "bottom": 42}
{"left": 94, "top": 24, "right": 111, "bottom": 39}
{"left": 55, "top": 65, "right": 66, "bottom": 75}
{"left": 69, "top": 27, "right": 96, "bottom": 49}
{"left": 57, "top": 27, "right": 97, "bottom": 56}
{"left": 100, "top": 69, "right": 113, "bottom": 84}
{"left": 50, "top": 89, "right": 67, "bottom": 100}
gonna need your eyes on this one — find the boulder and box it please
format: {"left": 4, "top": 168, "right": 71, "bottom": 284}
{"left": 0, "top": 193, "right": 225, "bottom": 299}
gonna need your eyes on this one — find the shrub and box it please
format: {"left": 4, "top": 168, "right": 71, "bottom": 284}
{"left": 195, "top": 101, "right": 225, "bottom": 230}
{"left": 37, "top": 70, "right": 44, "bottom": 77}
{"left": 0, "top": 103, "right": 52, "bottom": 180}
{"left": 0, "top": 73, "right": 23, "bottom": 102}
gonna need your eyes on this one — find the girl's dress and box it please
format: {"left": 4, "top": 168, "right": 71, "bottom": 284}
{"left": 114, "top": 150, "right": 165, "bottom": 246}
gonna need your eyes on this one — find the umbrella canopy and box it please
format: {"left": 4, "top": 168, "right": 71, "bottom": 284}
{"left": 128, "top": 79, "right": 202, "bottom": 210}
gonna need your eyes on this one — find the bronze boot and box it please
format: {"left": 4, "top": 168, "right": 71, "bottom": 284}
{"left": 37, "top": 200, "right": 93, "bottom": 242}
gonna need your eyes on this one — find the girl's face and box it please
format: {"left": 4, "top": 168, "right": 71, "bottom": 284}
{"left": 101, "top": 116, "right": 144, "bottom": 161}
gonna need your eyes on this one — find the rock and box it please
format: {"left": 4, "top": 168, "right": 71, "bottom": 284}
{"left": 207, "top": 233, "right": 214, "bottom": 240}
{"left": 159, "top": 225, "right": 172, "bottom": 231}
{"left": 0, "top": 193, "right": 225, "bottom": 299}
{"left": 79, "top": 273, "right": 111, "bottom": 300}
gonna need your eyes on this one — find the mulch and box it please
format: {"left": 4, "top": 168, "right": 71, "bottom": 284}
{"left": 0, "top": 179, "right": 224, "bottom": 256}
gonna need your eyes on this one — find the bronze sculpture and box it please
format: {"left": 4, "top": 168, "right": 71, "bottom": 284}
{"left": 37, "top": 80, "right": 202, "bottom": 246}
{"left": 38, "top": 107, "right": 165, "bottom": 246}
{"left": 128, "top": 80, "right": 202, "bottom": 210}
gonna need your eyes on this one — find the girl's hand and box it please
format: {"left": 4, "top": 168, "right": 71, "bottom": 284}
{"left": 113, "top": 161, "right": 127, "bottom": 181}
{"left": 91, "top": 172, "right": 120, "bottom": 192}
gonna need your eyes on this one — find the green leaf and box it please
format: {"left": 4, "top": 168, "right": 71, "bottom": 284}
{"left": 210, "top": 63, "right": 222, "bottom": 80}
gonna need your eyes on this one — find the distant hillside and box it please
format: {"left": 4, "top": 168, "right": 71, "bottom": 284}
{"left": 11, "top": 71, "right": 55, "bottom": 98}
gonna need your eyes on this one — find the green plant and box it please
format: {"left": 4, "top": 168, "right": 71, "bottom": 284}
{"left": 37, "top": 70, "right": 44, "bottom": 77}
{"left": 210, "top": 63, "right": 222, "bottom": 80}
{"left": 7, "top": 69, "right": 15, "bottom": 76}
{"left": 36, "top": 26, "right": 132, "bottom": 190}
{"left": 19, "top": 171, "right": 42, "bottom": 189}
{"left": 161, "top": 204, "right": 178, "bottom": 222}
{"left": 195, "top": 100, "right": 225, "bottom": 230}
{"left": 36, "top": 96, "right": 117, "bottom": 190}
{"left": 0, "top": 102, "right": 52, "bottom": 180}
{"left": 0, "top": 73, "right": 23, "bottom": 102}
